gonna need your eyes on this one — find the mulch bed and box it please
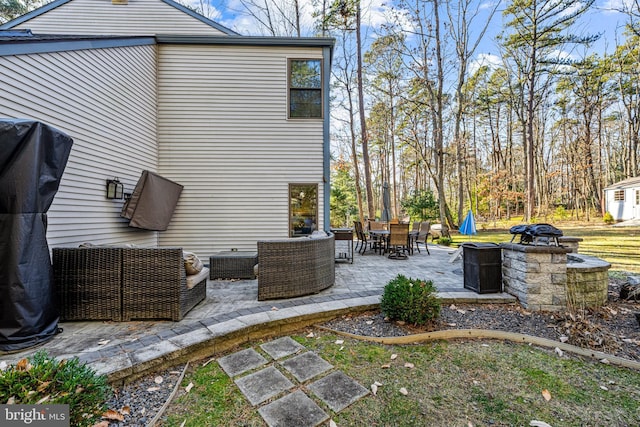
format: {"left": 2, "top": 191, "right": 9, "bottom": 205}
{"left": 323, "top": 278, "right": 640, "bottom": 362}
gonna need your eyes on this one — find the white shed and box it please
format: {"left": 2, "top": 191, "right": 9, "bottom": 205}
{"left": 603, "top": 176, "right": 640, "bottom": 221}
{"left": 0, "top": 0, "right": 334, "bottom": 255}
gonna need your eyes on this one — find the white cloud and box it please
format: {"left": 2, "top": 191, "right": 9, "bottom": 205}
{"left": 601, "top": 0, "right": 633, "bottom": 13}
{"left": 469, "top": 53, "right": 502, "bottom": 75}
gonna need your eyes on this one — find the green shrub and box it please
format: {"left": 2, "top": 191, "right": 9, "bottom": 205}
{"left": 436, "top": 236, "right": 452, "bottom": 246}
{"left": 603, "top": 212, "right": 614, "bottom": 224}
{"left": 553, "top": 206, "right": 570, "bottom": 221}
{"left": 0, "top": 351, "right": 111, "bottom": 427}
{"left": 380, "top": 274, "right": 441, "bottom": 326}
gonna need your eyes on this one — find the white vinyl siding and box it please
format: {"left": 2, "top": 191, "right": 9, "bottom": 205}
{"left": 157, "top": 44, "right": 325, "bottom": 254}
{"left": 0, "top": 44, "right": 159, "bottom": 247}
{"left": 11, "top": 0, "right": 227, "bottom": 36}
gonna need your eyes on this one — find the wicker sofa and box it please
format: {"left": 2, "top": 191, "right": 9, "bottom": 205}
{"left": 53, "top": 247, "right": 207, "bottom": 321}
{"left": 257, "top": 232, "right": 335, "bottom": 300}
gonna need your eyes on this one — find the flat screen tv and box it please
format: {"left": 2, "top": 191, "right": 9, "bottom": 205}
{"left": 121, "top": 170, "right": 183, "bottom": 231}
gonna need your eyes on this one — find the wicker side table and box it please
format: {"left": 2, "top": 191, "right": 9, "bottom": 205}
{"left": 210, "top": 251, "right": 258, "bottom": 279}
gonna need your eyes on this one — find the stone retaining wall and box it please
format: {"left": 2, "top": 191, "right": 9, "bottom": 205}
{"left": 501, "top": 243, "right": 572, "bottom": 312}
{"left": 566, "top": 254, "right": 611, "bottom": 309}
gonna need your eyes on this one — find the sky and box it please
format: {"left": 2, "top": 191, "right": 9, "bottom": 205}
{"left": 192, "top": 0, "right": 630, "bottom": 60}
{"left": 187, "top": 0, "right": 632, "bottom": 97}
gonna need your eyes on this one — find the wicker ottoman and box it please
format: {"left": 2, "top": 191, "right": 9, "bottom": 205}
{"left": 210, "top": 251, "right": 258, "bottom": 279}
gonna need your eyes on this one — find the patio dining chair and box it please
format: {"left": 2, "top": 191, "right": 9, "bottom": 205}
{"left": 388, "top": 223, "right": 409, "bottom": 259}
{"left": 368, "top": 221, "right": 387, "bottom": 254}
{"left": 353, "top": 221, "right": 369, "bottom": 254}
{"left": 414, "top": 221, "right": 430, "bottom": 255}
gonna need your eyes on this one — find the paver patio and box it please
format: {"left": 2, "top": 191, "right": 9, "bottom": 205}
{"left": 0, "top": 243, "right": 515, "bottom": 378}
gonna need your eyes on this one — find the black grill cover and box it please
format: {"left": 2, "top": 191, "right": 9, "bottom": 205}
{"left": 0, "top": 119, "right": 73, "bottom": 351}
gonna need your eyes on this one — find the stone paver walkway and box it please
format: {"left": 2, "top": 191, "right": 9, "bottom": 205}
{"left": 0, "top": 243, "right": 515, "bottom": 381}
{"left": 222, "top": 336, "right": 368, "bottom": 427}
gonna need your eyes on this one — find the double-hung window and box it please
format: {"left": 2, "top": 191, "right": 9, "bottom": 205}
{"left": 288, "top": 59, "right": 322, "bottom": 119}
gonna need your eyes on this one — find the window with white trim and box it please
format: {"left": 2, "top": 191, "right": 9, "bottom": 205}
{"left": 288, "top": 59, "right": 322, "bottom": 119}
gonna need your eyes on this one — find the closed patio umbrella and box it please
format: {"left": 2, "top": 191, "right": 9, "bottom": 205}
{"left": 459, "top": 210, "right": 477, "bottom": 238}
{"left": 381, "top": 181, "right": 391, "bottom": 222}
{"left": 0, "top": 119, "right": 73, "bottom": 351}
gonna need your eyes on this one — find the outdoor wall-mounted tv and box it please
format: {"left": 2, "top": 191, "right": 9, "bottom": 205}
{"left": 121, "top": 170, "right": 183, "bottom": 231}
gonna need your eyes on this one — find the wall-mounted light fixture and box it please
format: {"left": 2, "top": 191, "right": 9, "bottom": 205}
{"left": 106, "top": 178, "right": 124, "bottom": 199}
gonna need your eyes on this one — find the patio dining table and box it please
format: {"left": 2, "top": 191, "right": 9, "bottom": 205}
{"left": 367, "top": 229, "right": 418, "bottom": 255}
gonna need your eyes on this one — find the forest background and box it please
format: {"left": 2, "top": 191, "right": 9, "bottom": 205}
{"left": 3, "top": 0, "right": 640, "bottom": 229}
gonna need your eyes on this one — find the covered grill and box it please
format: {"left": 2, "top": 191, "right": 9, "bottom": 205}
{"left": 509, "top": 223, "right": 563, "bottom": 246}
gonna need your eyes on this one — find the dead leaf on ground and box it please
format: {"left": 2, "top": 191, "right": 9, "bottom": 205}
{"left": 36, "top": 395, "right": 49, "bottom": 405}
{"left": 185, "top": 382, "right": 194, "bottom": 393}
{"left": 102, "top": 409, "right": 125, "bottom": 421}
{"left": 154, "top": 376, "right": 163, "bottom": 384}
{"left": 335, "top": 339, "right": 344, "bottom": 345}
{"left": 404, "top": 362, "right": 415, "bottom": 369}
{"left": 390, "top": 354, "right": 398, "bottom": 360}
{"left": 399, "top": 387, "right": 408, "bottom": 396}
{"left": 120, "top": 406, "right": 131, "bottom": 415}
{"left": 271, "top": 306, "right": 279, "bottom": 311}
{"left": 366, "top": 320, "right": 374, "bottom": 325}
{"left": 371, "top": 384, "right": 378, "bottom": 395}
{"left": 202, "top": 357, "right": 216, "bottom": 367}
{"left": 16, "top": 358, "right": 31, "bottom": 371}
{"left": 541, "top": 389, "right": 552, "bottom": 401}
{"left": 381, "top": 364, "right": 391, "bottom": 369}
{"left": 97, "top": 339, "right": 110, "bottom": 346}
{"left": 37, "top": 381, "right": 51, "bottom": 392}
{"left": 530, "top": 421, "right": 552, "bottom": 427}
{"left": 146, "top": 387, "right": 161, "bottom": 392}
{"left": 306, "top": 332, "right": 315, "bottom": 338}
{"left": 6, "top": 396, "right": 15, "bottom": 404}
{"left": 92, "top": 421, "right": 109, "bottom": 427}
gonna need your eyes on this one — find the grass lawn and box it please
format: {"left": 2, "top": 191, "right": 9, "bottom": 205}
{"left": 160, "top": 333, "right": 640, "bottom": 426}
{"left": 449, "top": 225, "right": 640, "bottom": 274}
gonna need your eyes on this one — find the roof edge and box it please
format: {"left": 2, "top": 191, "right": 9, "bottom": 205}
{"left": 0, "top": 0, "right": 72, "bottom": 29}
{"left": 156, "top": 34, "right": 336, "bottom": 48}
{"left": 603, "top": 176, "right": 640, "bottom": 190}
{"left": 160, "top": 0, "right": 238, "bottom": 36}
{"left": 0, "top": 35, "right": 156, "bottom": 56}
{"left": 0, "top": 0, "right": 239, "bottom": 36}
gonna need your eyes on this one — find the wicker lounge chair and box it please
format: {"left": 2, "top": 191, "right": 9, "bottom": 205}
{"left": 257, "top": 233, "right": 335, "bottom": 300}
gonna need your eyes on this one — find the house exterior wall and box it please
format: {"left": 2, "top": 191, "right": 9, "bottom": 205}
{"left": 6, "top": 0, "right": 229, "bottom": 36}
{"left": 156, "top": 43, "right": 327, "bottom": 254}
{"left": 604, "top": 187, "right": 640, "bottom": 220}
{"left": 0, "top": 42, "right": 159, "bottom": 247}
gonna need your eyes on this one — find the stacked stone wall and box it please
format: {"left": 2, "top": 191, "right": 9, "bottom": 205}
{"left": 566, "top": 255, "right": 611, "bottom": 309}
{"left": 501, "top": 243, "right": 571, "bottom": 312}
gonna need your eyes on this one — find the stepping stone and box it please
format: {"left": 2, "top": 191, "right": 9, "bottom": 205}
{"left": 235, "top": 366, "right": 294, "bottom": 406}
{"left": 258, "top": 390, "right": 329, "bottom": 427}
{"left": 218, "top": 348, "right": 267, "bottom": 377}
{"left": 308, "top": 370, "right": 369, "bottom": 412}
{"left": 260, "top": 336, "right": 305, "bottom": 360}
{"left": 279, "top": 351, "right": 333, "bottom": 382}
